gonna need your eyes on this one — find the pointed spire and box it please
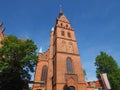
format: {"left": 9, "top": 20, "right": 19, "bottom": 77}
{"left": 59, "top": 5, "right": 63, "bottom": 16}
{"left": 51, "top": 27, "right": 54, "bottom": 31}
{"left": 39, "top": 47, "right": 42, "bottom": 53}
{"left": 60, "top": 5, "right": 63, "bottom": 13}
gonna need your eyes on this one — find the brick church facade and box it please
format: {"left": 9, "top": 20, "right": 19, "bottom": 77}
{"left": 0, "top": 10, "right": 102, "bottom": 90}
{"left": 33, "top": 10, "right": 87, "bottom": 90}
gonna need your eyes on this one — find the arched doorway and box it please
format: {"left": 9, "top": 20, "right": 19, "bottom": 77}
{"left": 64, "top": 85, "right": 75, "bottom": 90}
{"left": 68, "top": 86, "right": 75, "bottom": 90}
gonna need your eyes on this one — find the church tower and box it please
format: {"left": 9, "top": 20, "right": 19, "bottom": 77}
{"left": 33, "top": 9, "right": 87, "bottom": 90}
{"left": 52, "top": 10, "right": 87, "bottom": 90}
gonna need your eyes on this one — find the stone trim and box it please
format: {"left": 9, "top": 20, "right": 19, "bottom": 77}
{"left": 57, "top": 37, "right": 76, "bottom": 42}
{"left": 57, "top": 51, "right": 79, "bottom": 56}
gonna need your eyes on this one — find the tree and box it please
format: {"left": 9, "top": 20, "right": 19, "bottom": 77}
{"left": 83, "top": 69, "right": 87, "bottom": 80}
{"left": 0, "top": 35, "right": 37, "bottom": 90}
{"left": 29, "top": 87, "right": 32, "bottom": 90}
{"left": 95, "top": 52, "right": 120, "bottom": 90}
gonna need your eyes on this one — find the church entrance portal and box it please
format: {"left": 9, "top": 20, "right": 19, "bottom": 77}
{"left": 69, "top": 86, "right": 75, "bottom": 90}
{"left": 64, "top": 85, "right": 75, "bottom": 90}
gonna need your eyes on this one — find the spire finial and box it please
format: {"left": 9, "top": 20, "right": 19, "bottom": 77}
{"left": 60, "top": 5, "right": 63, "bottom": 14}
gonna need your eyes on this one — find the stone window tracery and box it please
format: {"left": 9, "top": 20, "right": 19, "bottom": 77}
{"left": 68, "top": 42, "right": 73, "bottom": 53}
{"left": 66, "top": 58, "right": 73, "bottom": 73}
{"left": 61, "top": 31, "right": 65, "bottom": 36}
{"left": 62, "top": 41, "right": 66, "bottom": 52}
{"left": 41, "top": 65, "right": 48, "bottom": 85}
{"left": 67, "top": 32, "right": 71, "bottom": 38}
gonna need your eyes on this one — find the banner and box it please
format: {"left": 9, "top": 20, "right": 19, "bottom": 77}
{"left": 100, "top": 73, "right": 111, "bottom": 90}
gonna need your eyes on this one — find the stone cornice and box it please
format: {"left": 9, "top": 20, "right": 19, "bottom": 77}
{"left": 57, "top": 51, "right": 79, "bottom": 56}
{"left": 57, "top": 36, "right": 76, "bottom": 42}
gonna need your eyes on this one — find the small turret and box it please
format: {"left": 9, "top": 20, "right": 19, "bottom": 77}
{"left": 51, "top": 27, "right": 54, "bottom": 31}
{"left": 39, "top": 47, "right": 42, "bottom": 54}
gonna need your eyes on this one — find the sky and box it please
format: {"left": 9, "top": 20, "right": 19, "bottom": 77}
{"left": 0, "top": 0, "right": 120, "bottom": 82}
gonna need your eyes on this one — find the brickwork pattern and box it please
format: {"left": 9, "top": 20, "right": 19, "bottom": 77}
{"left": 33, "top": 12, "right": 87, "bottom": 90}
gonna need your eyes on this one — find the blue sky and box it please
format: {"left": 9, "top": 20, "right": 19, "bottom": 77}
{"left": 0, "top": 0, "right": 120, "bottom": 82}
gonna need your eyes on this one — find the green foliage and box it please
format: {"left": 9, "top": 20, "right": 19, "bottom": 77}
{"left": 83, "top": 69, "right": 87, "bottom": 80}
{"left": 95, "top": 52, "right": 120, "bottom": 90}
{"left": 0, "top": 35, "right": 37, "bottom": 90}
{"left": 29, "top": 87, "right": 32, "bottom": 90}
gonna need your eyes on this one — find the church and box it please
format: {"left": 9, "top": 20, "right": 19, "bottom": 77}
{"left": 32, "top": 9, "right": 87, "bottom": 90}
{"left": 0, "top": 9, "right": 102, "bottom": 90}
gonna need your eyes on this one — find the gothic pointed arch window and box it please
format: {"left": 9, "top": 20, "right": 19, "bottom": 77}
{"left": 61, "top": 31, "right": 65, "bottom": 36}
{"left": 62, "top": 40, "right": 66, "bottom": 52}
{"left": 41, "top": 65, "right": 48, "bottom": 85}
{"left": 68, "top": 42, "right": 73, "bottom": 53}
{"left": 67, "top": 32, "right": 71, "bottom": 38}
{"left": 66, "top": 58, "right": 73, "bottom": 73}
{"left": 60, "top": 23, "right": 63, "bottom": 27}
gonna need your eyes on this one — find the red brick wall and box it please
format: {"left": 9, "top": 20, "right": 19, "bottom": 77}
{"left": 33, "top": 12, "right": 87, "bottom": 90}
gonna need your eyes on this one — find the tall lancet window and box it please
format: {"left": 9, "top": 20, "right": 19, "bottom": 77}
{"left": 41, "top": 65, "right": 48, "bottom": 85}
{"left": 66, "top": 58, "right": 73, "bottom": 73}
{"left": 62, "top": 41, "right": 66, "bottom": 52}
{"left": 68, "top": 42, "right": 73, "bottom": 53}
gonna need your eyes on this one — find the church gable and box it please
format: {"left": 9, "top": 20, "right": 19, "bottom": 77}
{"left": 58, "top": 14, "right": 70, "bottom": 24}
{"left": 38, "top": 49, "right": 50, "bottom": 61}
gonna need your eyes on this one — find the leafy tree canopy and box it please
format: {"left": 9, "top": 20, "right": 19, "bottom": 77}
{"left": 0, "top": 35, "right": 37, "bottom": 90}
{"left": 95, "top": 51, "right": 120, "bottom": 90}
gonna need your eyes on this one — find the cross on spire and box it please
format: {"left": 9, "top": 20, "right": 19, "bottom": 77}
{"left": 60, "top": 5, "right": 63, "bottom": 14}
{"left": 59, "top": 5, "right": 64, "bottom": 16}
